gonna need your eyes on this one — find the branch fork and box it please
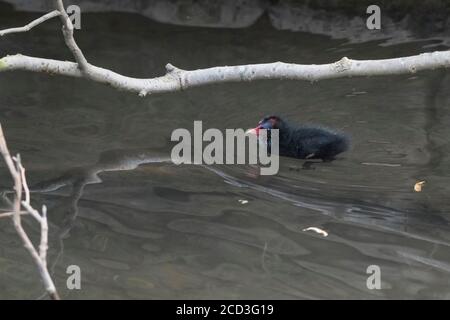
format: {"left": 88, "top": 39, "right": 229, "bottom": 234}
{"left": 0, "top": 1, "right": 449, "bottom": 96}
{"left": 0, "top": 125, "right": 60, "bottom": 300}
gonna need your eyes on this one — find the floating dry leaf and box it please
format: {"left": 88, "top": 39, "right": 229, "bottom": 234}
{"left": 414, "top": 181, "right": 426, "bottom": 192}
{"left": 302, "top": 227, "right": 328, "bottom": 237}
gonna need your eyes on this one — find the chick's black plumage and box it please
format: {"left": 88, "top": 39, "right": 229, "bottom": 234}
{"left": 250, "top": 115, "right": 350, "bottom": 161}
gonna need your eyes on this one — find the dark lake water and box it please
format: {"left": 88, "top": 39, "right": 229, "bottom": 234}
{"left": 1, "top": 8, "right": 450, "bottom": 299}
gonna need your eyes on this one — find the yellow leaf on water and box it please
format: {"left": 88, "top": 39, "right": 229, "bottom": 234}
{"left": 414, "top": 181, "right": 426, "bottom": 192}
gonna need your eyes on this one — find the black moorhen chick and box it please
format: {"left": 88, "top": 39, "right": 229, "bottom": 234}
{"left": 247, "top": 115, "right": 350, "bottom": 161}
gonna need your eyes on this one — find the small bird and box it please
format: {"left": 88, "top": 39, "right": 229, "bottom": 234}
{"left": 246, "top": 115, "right": 350, "bottom": 161}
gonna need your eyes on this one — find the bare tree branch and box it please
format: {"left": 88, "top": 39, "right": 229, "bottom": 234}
{"left": 53, "top": 0, "right": 89, "bottom": 72}
{"left": 0, "top": 10, "right": 60, "bottom": 37}
{"left": 1, "top": 52, "right": 450, "bottom": 96}
{"left": 0, "top": 124, "right": 60, "bottom": 300}
{"left": 0, "top": 0, "right": 449, "bottom": 96}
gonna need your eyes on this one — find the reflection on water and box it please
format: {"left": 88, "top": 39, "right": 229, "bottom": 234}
{"left": 1, "top": 9, "right": 450, "bottom": 299}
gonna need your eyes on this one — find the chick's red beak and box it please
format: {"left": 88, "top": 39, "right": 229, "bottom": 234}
{"left": 245, "top": 126, "right": 261, "bottom": 137}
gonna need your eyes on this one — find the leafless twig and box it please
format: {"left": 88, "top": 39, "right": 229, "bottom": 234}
{"left": 54, "top": 0, "right": 89, "bottom": 71}
{"left": 0, "top": 10, "right": 60, "bottom": 36}
{"left": 0, "top": 210, "right": 29, "bottom": 218}
{"left": 0, "top": 124, "right": 60, "bottom": 300}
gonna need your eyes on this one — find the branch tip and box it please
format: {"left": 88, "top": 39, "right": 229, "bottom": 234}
{"left": 165, "top": 63, "right": 175, "bottom": 72}
{"left": 166, "top": 63, "right": 182, "bottom": 73}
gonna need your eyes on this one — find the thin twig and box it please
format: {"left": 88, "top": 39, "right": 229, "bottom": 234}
{"left": 18, "top": 159, "right": 30, "bottom": 204}
{"left": 0, "top": 211, "right": 29, "bottom": 218}
{"left": 21, "top": 201, "right": 43, "bottom": 223}
{"left": 39, "top": 205, "right": 49, "bottom": 265}
{"left": 54, "top": 0, "right": 89, "bottom": 71}
{"left": 0, "top": 124, "right": 60, "bottom": 300}
{"left": 0, "top": 10, "right": 60, "bottom": 37}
